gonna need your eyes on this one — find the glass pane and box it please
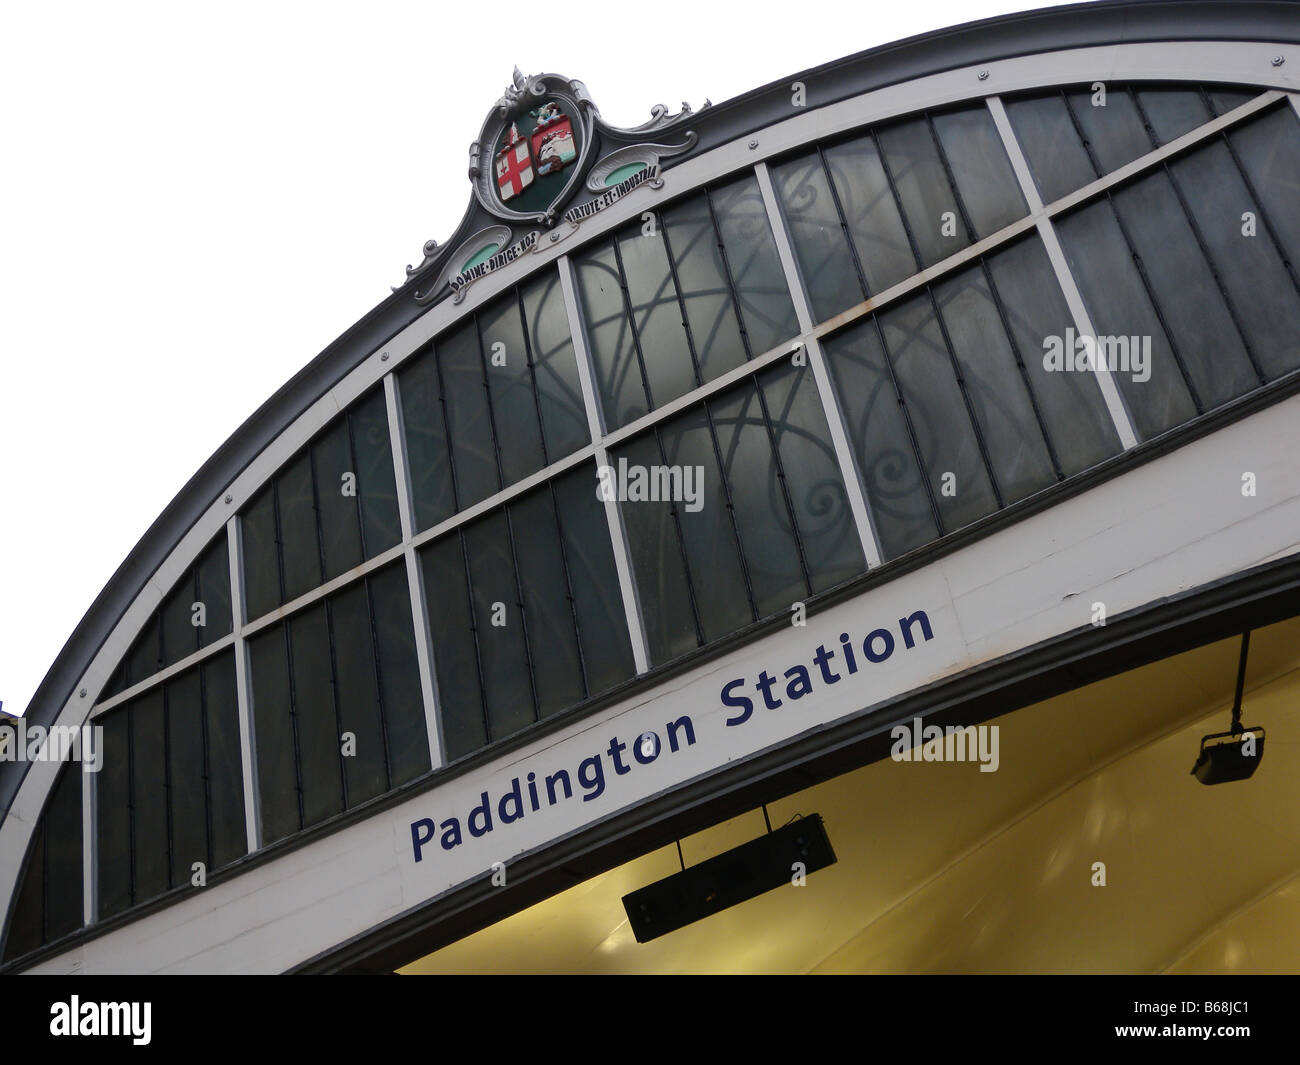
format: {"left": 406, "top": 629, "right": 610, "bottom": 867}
{"left": 439, "top": 320, "right": 500, "bottom": 509}
{"left": 277, "top": 451, "right": 321, "bottom": 603}
{"left": 125, "top": 615, "right": 161, "bottom": 689}
{"left": 289, "top": 603, "right": 343, "bottom": 828}
{"left": 824, "top": 320, "right": 938, "bottom": 560}
{"left": 195, "top": 533, "right": 232, "bottom": 648}
{"left": 933, "top": 264, "right": 1057, "bottom": 505}
{"left": 249, "top": 625, "right": 299, "bottom": 844}
{"left": 242, "top": 484, "right": 281, "bottom": 622}
{"left": 931, "top": 106, "right": 1027, "bottom": 237}
{"left": 709, "top": 380, "right": 807, "bottom": 617}
{"left": 5, "top": 825, "right": 43, "bottom": 958}
{"left": 165, "top": 668, "right": 207, "bottom": 887}
{"left": 657, "top": 405, "right": 752, "bottom": 642}
{"left": 1177, "top": 130, "right": 1300, "bottom": 380}
{"left": 771, "top": 152, "right": 863, "bottom": 323}
{"left": 160, "top": 572, "right": 196, "bottom": 669}
{"left": 510, "top": 487, "right": 585, "bottom": 718}
{"left": 351, "top": 387, "right": 401, "bottom": 557}
{"left": 420, "top": 533, "right": 487, "bottom": 761}
{"left": 617, "top": 225, "right": 697, "bottom": 408}
{"left": 369, "top": 563, "right": 430, "bottom": 786}
{"left": 1005, "top": 93, "right": 1095, "bottom": 205}
{"left": 878, "top": 292, "right": 1000, "bottom": 531}
{"left": 1228, "top": 106, "right": 1300, "bottom": 288}
{"left": 615, "top": 430, "right": 701, "bottom": 665}
{"left": 478, "top": 294, "right": 546, "bottom": 485}
{"left": 710, "top": 173, "right": 799, "bottom": 354}
{"left": 313, "top": 418, "right": 363, "bottom": 582}
{"left": 1067, "top": 87, "right": 1152, "bottom": 173}
{"left": 463, "top": 510, "right": 535, "bottom": 741}
{"left": 398, "top": 348, "right": 456, "bottom": 532}
{"left": 877, "top": 117, "right": 968, "bottom": 267}
{"left": 103, "top": 660, "right": 130, "bottom": 699}
{"left": 575, "top": 241, "right": 649, "bottom": 431}
{"left": 823, "top": 135, "right": 917, "bottom": 296}
{"left": 97, "top": 710, "right": 132, "bottom": 918}
{"left": 203, "top": 651, "right": 247, "bottom": 870}
{"left": 330, "top": 582, "right": 387, "bottom": 806}
{"left": 758, "top": 358, "right": 866, "bottom": 588}
{"left": 1056, "top": 199, "right": 1197, "bottom": 439}
{"left": 984, "top": 235, "right": 1122, "bottom": 475}
{"left": 1135, "top": 87, "right": 1213, "bottom": 146}
{"left": 521, "top": 270, "right": 589, "bottom": 460}
{"left": 1110, "top": 170, "right": 1258, "bottom": 409}
{"left": 130, "top": 689, "right": 168, "bottom": 900}
{"left": 43, "top": 766, "right": 83, "bottom": 941}
{"left": 1207, "top": 86, "right": 1257, "bottom": 116}
{"left": 663, "top": 193, "right": 747, "bottom": 383}
{"left": 552, "top": 463, "right": 637, "bottom": 694}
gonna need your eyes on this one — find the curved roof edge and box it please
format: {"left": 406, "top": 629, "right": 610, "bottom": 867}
{"left": 7, "top": 0, "right": 1299, "bottom": 820}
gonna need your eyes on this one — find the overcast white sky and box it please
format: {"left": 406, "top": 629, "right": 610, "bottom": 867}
{"left": 0, "top": 0, "right": 1083, "bottom": 717}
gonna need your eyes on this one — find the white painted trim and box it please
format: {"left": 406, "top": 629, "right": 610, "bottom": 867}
{"left": 1034, "top": 90, "right": 1282, "bottom": 218}
{"left": 984, "top": 95, "right": 1046, "bottom": 215}
{"left": 90, "top": 634, "right": 237, "bottom": 719}
{"left": 240, "top": 543, "right": 407, "bottom": 640}
{"left": 227, "top": 516, "right": 261, "bottom": 854}
{"left": 409, "top": 443, "right": 596, "bottom": 551}
{"left": 385, "top": 374, "right": 445, "bottom": 771}
{"left": 1035, "top": 217, "right": 1140, "bottom": 451}
{"left": 986, "top": 95, "right": 1139, "bottom": 450}
{"left": 557, "top": 254, "right": 651, "bottom": 675}
{"left": 81, "top": 762, "right": 94, "bottom": 927}
{"left": 755, "top": 161, "right": 884, "bottom": 569}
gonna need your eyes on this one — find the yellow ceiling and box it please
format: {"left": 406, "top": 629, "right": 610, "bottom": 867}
{"left": 399, "top": 616, "right": 1300, "bottom": 974}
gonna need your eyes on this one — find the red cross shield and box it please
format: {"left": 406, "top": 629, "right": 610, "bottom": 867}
{"left": 495, "top": 136, "right": 535, "bottom": 202}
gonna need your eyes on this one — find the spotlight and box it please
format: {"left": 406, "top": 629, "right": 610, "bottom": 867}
{"left": 622, "top": 813, "right": 835, "bottom": 943}
{"left": 1192, "top": 632, "right": 1265, "bottom": 785}
{"left": 1191, "top": 726, "right": 1265, "bottom": 785}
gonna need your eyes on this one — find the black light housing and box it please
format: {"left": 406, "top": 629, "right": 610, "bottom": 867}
{"left": 622, "top": 813, "right": 836, "bottom": 943}
{"left": 1192, "top": 632, "right": 1265, "bottom": 785}
{"left": 1191, "top": 726, "right": 1265, "bottom": 785}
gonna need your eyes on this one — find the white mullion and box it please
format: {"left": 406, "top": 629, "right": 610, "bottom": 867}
{"left": 1290, "top": 91, "right": 1300, "bottom": 122}
{"left": 409, "top": 443, "right": 595, "bottom": 551}
{"left": 1035, "top": 90, "right": 1281, "bottom": 221}
{"left": 754, "top": 161, "right": 883, "bottom": 569}
{"left": 227, "top": 516, "right": 261, "bottom": 853}
{"left": 89, "top": 633, "right": 236, "bottom": 719}
{"left": 384, "top": 373, "right": 445, "bottom": 771}
{"left": 557, "top": 254, "right": 651, "bottom": 675}
{"left": 986, "top": 95, "right": 1139, "bottom": 450}
{"left": 239, "top": 543, "right": 406, "bottom": 640}
{"left": 81, "top": 758, "right": 95, "bottom": 925}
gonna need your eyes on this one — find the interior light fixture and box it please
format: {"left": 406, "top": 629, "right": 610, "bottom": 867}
{"left": 622, "top": 810, "right": 835, "bottom": 943}
{"left": 1192, "top": 632, "right": 1265, "bottom": 785}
